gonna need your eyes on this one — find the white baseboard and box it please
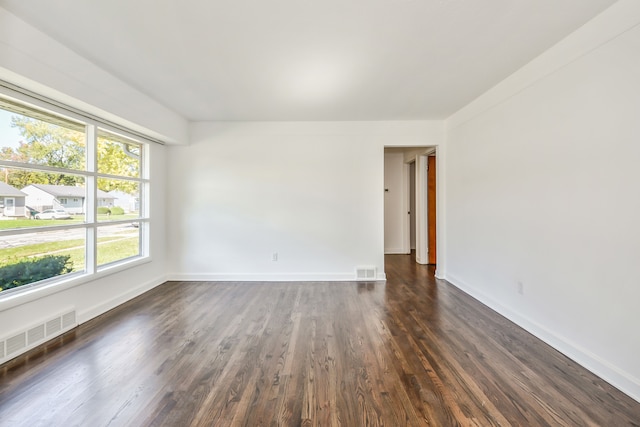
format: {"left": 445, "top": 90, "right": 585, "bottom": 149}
{"left": 78, "top": 275, "right": 167, "bottom": 324}
{"left": 445, "top": 273, "right": 640, "bottom": 404}
{"left": 167, "top": 272, "right": 385, "bottom": 282}
{"left": 384, "top": 248, "right": 408, "bottom": 254}
{"left": 415, "top": 255, "right": 428, "bottom": 264}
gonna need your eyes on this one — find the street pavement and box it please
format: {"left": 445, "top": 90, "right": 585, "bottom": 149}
{"left": 0, "top": 223, "right": 138, "bottom": 250}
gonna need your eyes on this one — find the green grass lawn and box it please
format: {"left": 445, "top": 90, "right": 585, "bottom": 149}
{"left": 0, "top": 238, "right": 85, "bottom": 261}
{"left": 0, "top": 218, "right": 83, "bottom": 229}
{"left": 0, "top": 235, "right": 140, "bottom": 271}
{"left": 97, "top": 236, "right": 140, "bottom": 266}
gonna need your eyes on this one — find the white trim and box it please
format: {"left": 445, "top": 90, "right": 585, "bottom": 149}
{"left": 415, "top": 254, "right": 428, "bottom": 264}
{"left": 78, "top": 274, "right": 167, "bottom": 324}
{"left": 403, "top": 162, "right": 411, "bottom": 254}
{"left": 435, "top": 144, "right": 446, "bottom": 276}
{"left": 0, "top": 79, "right": 166, "bottom": 146}
{"left": 86, "top": 124, "right": 97, "bottom": 275}
{"left": 0, "top": 159, "right": 87, "bottom": 176}
{"left": 168, "top": 273, "right": 387, "bottom": 282}
{"left": 384, "top": 248, "right": 409, "bottom": 255}
{"left": 415, "top": 155, "right": 429, "bottom": 264}
{"left": 445, "top": 273, "right": 640, "bottom": 404}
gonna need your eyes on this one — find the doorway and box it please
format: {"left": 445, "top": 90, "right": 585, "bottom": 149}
{"left": 383, "top": 147, "right": 436, "bottom": 266}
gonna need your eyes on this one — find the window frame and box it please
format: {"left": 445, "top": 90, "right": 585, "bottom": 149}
{"left": 0, "top": 85, "right": 152, "bottom": 304}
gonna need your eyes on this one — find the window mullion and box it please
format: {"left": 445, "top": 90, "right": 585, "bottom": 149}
{"left": 85, "top": 124, "right": 97, "bottom": 275}
{"left": 141, "top": 144, "right": 149, "bottom": 257}
{"left": 0, "top": 160, "right": 86, "bottom": 176}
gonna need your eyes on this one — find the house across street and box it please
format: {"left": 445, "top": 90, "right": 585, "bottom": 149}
{"left": 21, "top": 184, "right": 115, "bottom": 214}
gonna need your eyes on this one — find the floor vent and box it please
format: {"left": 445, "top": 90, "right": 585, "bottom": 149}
{"left": 356, "top": 267, "right": 377, "bottom": 280}
{"left": 6, "top": 333, "right": 26, "bottom": 356}
{"left": 1, "top": 308, "right": 77, "bottom": 365}
{"left": 62, "top": 311, "right": 76, "bottom": 329}
{"left": 27, "top": 324, "right": 46, "bottom": 345}
{"left": 46, "top": 318, "right": 62, "bottom": 337}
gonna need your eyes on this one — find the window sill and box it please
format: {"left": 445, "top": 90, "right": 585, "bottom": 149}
{"left": 0, "top": 256, "right": 152, "bottom": 313}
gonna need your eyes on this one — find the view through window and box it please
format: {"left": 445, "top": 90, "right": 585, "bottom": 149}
{"left": 0, "top": 93, "right": 148, "bottom": 295}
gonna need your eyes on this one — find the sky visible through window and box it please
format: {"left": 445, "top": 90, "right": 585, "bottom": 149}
{"left": 0, "top": 109, "right": 23, "bottom": 149}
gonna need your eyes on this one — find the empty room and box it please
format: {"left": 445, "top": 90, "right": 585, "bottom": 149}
{"left": 1, "top": 0, "right": 639, "bottom": 425}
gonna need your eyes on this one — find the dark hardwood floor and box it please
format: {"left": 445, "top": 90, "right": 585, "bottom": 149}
{"left": 1, "top": 255, "right": 639, "bottom": 426}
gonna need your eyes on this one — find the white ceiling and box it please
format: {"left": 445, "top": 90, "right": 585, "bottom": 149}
{"left": 0, "top": 0, "right": 617, "bottom": 122}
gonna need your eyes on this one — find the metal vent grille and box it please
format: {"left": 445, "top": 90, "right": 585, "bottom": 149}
{"left": 7, "top": 333, "right": 26, "bottom": 355}
{"left": 356, "top": 267, "right": 376, "bottom": 280}
{"left": 1, "top": 308, "right": 76, "bottom": 364}
{"left": 28, "top": 324, "right": 46, "bottom": 345}
{"left": 46, "top": 318, "right": 62, "bottom": 336}
{"left": 62, "top": 311, "right": 76, "bottom": 329}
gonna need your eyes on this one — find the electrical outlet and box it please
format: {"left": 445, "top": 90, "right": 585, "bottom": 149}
{"left": 272, "top": 252, "right": 278, "bottom": 262}
{"left": 517, "top": 281, "right": 524, "bottom": 295}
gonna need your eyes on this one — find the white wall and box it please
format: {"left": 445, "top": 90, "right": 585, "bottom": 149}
{"left": 0, "top": 8, "right": 175, "bottom": 357}
{"left": 384, "top": 152, "right": 406, "bottom": 254}
{"left": 444, "top": 0, "right": 640, "bottom": 401}
{"left": 0, "top": 7, "right": 188, "bottom": 145}
{"left": 167, "top": 121, "right": 443, "bottom": 281}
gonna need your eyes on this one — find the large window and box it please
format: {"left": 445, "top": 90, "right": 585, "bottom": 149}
{"left": 0, "top": 91, "right": 149, "bottom": 295}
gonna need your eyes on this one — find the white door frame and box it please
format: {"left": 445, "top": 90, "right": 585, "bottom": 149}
{"left": 402, "top": 161, "right": 416, "bottom": 254}
{"left": 400, "top": 153, "right": 430, "bottom": 264}
{"left": 415, "top": 155, "right": 429, "bottom": 264}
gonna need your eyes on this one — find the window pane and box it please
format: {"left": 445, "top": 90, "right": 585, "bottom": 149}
{"left": 97, "top": 223, "right": 140, "bottom": 267}
{"left": 97, "top": 178, "right": 140, "bottom": 221}
{"left": 97, "top": 130, "right": 141, "bottom": 178}
{"left": 0, "top": 105, "right": 86, "bottom": 170}
{"left": 0, "top": 229, "right": 86, "bottom": 293}
{"left": 0, "top": 168, "right": 85, "bottom": 230}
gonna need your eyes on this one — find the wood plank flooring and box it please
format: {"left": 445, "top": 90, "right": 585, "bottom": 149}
{"left": 1, "top": 255, "right": 639, "bottom": 426}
